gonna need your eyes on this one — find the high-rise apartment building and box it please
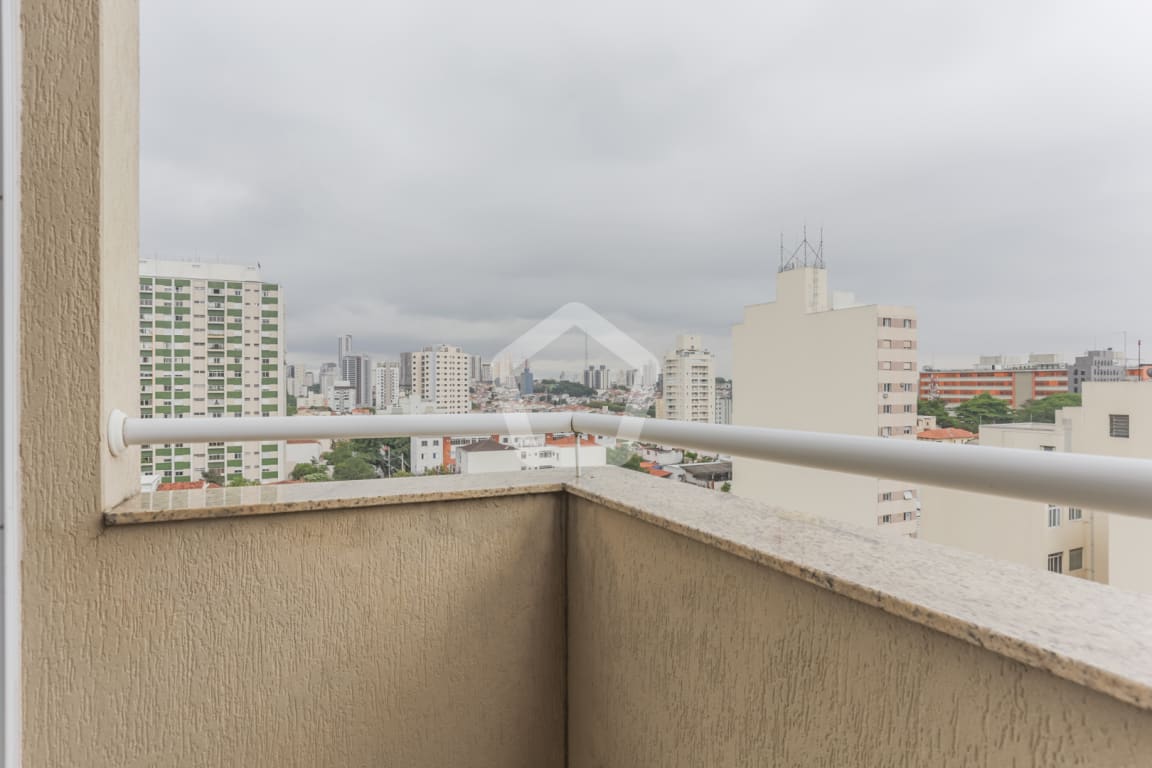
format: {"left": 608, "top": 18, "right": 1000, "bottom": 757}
{"left": 138, "top": 260, "right": 286, "bottom": 484}
{"left": 340, "top": 353, "right": 371, "bottom": 406}
{"left": 373, "top": 361, "right": 401, "bottom": 411}
{"left": 518, "top": 362, "right": 535, "bottom": 396}
{"left": 399, "top": 351, "right": 414, "bottom": 393}
{"left": 733, "top": 262, "right": 918, "bottom": 534}
{"left": 410, "top": 344, "right": 471, "bottom": 414}
{"left": 583, "top": 365, "right": 610, "bottom": 391}
{"left": 715, "top": 380, "right": 733, "bottom": 425}
{"left": 330, "top": 381, "right": 356, "bottom": 414}
{"left": 662, "top": 335, "right": 715, "bottom": 423}
{"left": 318, "top": 363, "right": 338, "bottom": 402}
{"left": 469, "top": 354, "right": 484, "bottom": 384}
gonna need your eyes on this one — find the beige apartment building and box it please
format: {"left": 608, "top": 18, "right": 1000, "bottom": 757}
{"left": 409, "top": 344, "right": 470, "bottom": 414}
{"left": 661, "top": 334, "right": 715, "bottom": 423}
{"left": 921, "top": 382, "right": 1152, "bottom": 592}
{"left": 733, "top": 263, "right": 920, "bottom": 533}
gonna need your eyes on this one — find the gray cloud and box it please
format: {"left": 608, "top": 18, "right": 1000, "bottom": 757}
{"left": 141, "top": 0, "right": 1152, "bottom": 376}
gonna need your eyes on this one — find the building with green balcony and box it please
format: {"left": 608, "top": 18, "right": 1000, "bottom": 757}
{"left": 138, "top": 261, "right": 286, "bottom": 485}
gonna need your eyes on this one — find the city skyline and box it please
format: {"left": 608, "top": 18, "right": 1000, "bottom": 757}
{"left": 140, "top": 1, "right": 1152, "bottom": 377}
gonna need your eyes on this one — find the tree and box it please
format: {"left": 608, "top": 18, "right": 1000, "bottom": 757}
{"left": 537, "top": 379, "right": 596, "bottom": 398}
{"left": 720, "top": 482, "right": 732, "bottom": 493}
{"left": 291, "top": 462, "right": 328, "bottom": 482}
{"left": 646, "top": 405, "right": 656, "bottom": 418}
{"left": 332, "top": 457, "right": 377, "bottom": 481}
{"left": 286, "top": 393, "right": 297, "bottom": 416}
{"left": 201, "top": 469, "right": 224, "bottom": 487}
{"left": 606, "top": 445, "right": 633, "bottom": 466}
{"left": 954, "top": 394, "right": 1014, "bottom": 433}
{"left": 622, "top": 454, "right": 644, "bottom": 472}
{"left": 380, "top": 437, "right": 410, "bottom": 476}
{"left": 1015, "top": 392, "right": 1081, "bottom": 423}
{"left": 917, "top": 398, "right": 957, "bottom": 428}
{"left": 227, "top": 475, "right": 259, "bottom": 487}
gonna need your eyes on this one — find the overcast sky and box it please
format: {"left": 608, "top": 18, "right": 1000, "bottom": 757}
{"left": 141, "top": 1, "right": 1152, "bottom": 377}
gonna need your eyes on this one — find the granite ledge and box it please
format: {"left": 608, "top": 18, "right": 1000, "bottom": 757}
{"left": 105, "top": 470, "right": 571, "bottom": 525}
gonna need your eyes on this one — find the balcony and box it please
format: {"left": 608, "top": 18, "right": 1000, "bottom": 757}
{"left": 95, "top": 466, "right": 1152, "bottom": 765}
{"left": 11, "top": 2, "right": 1152, "bottom": 763}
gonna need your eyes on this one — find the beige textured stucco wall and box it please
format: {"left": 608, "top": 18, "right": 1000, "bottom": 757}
{"left": 27, "top": 494, "right": 567, "bottom": 767}
{"left": 567, "top": 497, "right": 1152, "bottom": 767}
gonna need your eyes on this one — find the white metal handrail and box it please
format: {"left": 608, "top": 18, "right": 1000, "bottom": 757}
{"left": 107, "top": 409, "right": 1152, "bottom": 520}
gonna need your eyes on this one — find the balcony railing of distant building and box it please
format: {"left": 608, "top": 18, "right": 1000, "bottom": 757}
{"left": 106, "top": 410, "right": 1152, "bottom": 520}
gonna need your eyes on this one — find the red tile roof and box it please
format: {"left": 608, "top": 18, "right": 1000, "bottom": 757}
{"left": 545, "top": 435, "right": 598, "bottom": 447}
{"left": 157, "top": 480, "right": 221, "bottom": 491}
{"left": 647, "top": 469, "right": 672, "bottom": 478}
{"left": 917, "top": 428, "right": 976, "bottom": 441}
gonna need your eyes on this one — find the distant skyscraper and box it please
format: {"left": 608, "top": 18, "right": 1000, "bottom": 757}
{"left": 337, "top": 334, "right": 352, "bottom": 365}
{"left": 318, "top": 362, "right": 338, "bottom": 401}
{"left": 138, "top": 260, "right": 286, "bottom": 484}
{"left": 662, "top": 335, "right": 715, "bottom": 423}
{"left": 518, "top": 361, "right": 534, "bottom": 396}
{"left": 400, "top": 351, "right": 413, "bottom": 393}
{"left": 341, "top": 354, "right": 371, "bottom": 406}
{"left": 469, "top": 354, "right": 484, "bottom": 384}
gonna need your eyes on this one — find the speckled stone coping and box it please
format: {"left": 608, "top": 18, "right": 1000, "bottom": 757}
{"left": 106, "top": 471, "right": 568, "bottom": 525}
{"left": 107, "top": 467, "right": 1152, "bottom": 713}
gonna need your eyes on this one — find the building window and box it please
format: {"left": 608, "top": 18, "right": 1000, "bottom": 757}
{"left": 1047, "top": 505, "right": 1061, "bottom": 527}
{"left": 1069, "top": 548, "right": 1084, "bottom": 571}
{"left": 1041, "top": 445, "right": 1055, "bottom": 452}
{"left": 1068, "top": 507, "right": 1082, "bottom": 521}
{"left": 1047, "top": 552, "right": 1063, "bottom": 574}
{"left": 902, "top": 362, "right": 913, "bottom": 370}
{"left": 881, "top": 318, "right": 892, "bottom": 327}
{"left": 882, "top": 404, "right": 892, "bottom": 414}
{"left": 903, "top": 319, "right": 913, "bottom": 328}
{"left": 880, "top": 492, "right": 893, "bottom": 501}
{"left": 1109, "top": 414, "right": 1130, "bottom": 438}
{"left": 880, "top": 361, "right": 892, "bottom": 371}
{"left": 881, "top": 514, "right": 892, "bottom": 523}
